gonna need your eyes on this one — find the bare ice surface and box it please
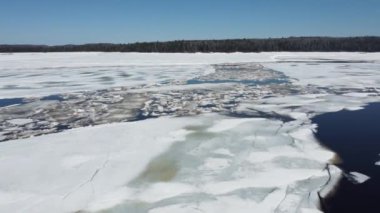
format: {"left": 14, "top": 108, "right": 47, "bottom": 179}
{"left": 0, "top": 52, "right": 380, "bottom": 212}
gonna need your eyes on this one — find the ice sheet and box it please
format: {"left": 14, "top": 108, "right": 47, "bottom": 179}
{"left": 1, "top": 52, "right": 379, "bottom": 98}
{"left": 0, "top": 117, "right": 199, "bottom": 213}
{"left": 1, "top": 52, "right": 380, "bottom": 212}
{"left": 0, "top": 114, "right": 341, "bottom": 213}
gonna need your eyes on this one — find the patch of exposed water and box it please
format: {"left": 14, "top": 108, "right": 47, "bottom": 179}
{"left": 313, "top": 102, "right": 380, "bottom": 213}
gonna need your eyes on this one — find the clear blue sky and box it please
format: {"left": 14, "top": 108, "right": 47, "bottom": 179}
{"left": 1, "top": 0, "right": 379, "bottom": 45}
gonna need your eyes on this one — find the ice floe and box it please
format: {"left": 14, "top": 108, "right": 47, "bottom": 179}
{"left": 0, "top": 117, "right": 198, "bottom": 213}
{"left": 0, "top": 114, "right": 341, "bottom": 213}
{"left": 347, "top": 172, "right": 371, "bottom": 184}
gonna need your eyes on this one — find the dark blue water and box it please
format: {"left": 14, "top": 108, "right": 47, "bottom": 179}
{"left": 0, "top": 98, "right": 25, "bottom": 107}
{"left": 312, "top": 103, "right": 380, "bottom": 213}
{"left": 227, "top": 110, "right": 295, "bottom": 123}
{"left": 0, "top": 95, "right": 64, "bottom": 108}
{"left": 40, "top": 94, "right": 64, "bottom": 101}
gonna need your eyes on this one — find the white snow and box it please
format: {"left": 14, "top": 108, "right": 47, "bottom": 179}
{"left": 265, "top": 61, "right": 380, "bottom": 89}
{"left": 207, "top": 118, "right": 255, "bottom": 132}
{"left": 213, "top": 148, "right": 234, "bottom": 156}
{"left": 6, "top": 118, "right": 33, "bottom": 125}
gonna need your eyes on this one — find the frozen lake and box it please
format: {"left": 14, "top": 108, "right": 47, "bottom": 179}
{"left": 0, "top": 52, "right": 379, "bottom": 213}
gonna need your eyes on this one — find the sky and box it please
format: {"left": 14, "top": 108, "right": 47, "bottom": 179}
{"left": 0, "top": 0, "right": 379, "bottom": 45}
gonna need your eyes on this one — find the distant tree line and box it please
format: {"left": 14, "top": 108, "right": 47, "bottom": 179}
{"left": 1, "top": 37, "right": 380, "bottom": 53}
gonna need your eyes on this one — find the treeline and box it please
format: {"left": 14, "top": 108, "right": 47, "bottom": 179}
{"left": 1, "top": 37, "right": 380, "bottom": 53}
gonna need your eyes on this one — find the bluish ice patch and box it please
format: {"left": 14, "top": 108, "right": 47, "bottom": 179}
{"left": 0, "top": 98, "right": 25, "bottom": 107}
{"left": 0, "top": 94, "right": 64, "bottom": 108}
{"left": 40, "top": 95, "right": 65, "bottom": 102}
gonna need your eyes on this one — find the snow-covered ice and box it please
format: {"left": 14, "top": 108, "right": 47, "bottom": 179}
{"left": 0, "top": 52, "right": 380, "bottom": 212}
{"left": 0, "top": 115, "right": 338, "bottom": 213}
{"left": 0, "top": 117, "right": 197, "bottom": 212}
{"left": 1, "top": 52, "right": 379, "bottom": 98}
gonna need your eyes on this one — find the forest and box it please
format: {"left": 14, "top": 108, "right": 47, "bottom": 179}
{"left": 1, "top": 37, "right": 380, "bottom": 52}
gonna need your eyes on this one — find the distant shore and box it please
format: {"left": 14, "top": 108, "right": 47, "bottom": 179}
{"left": 1, "top": 36, "right": 380, "bottom": 53}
